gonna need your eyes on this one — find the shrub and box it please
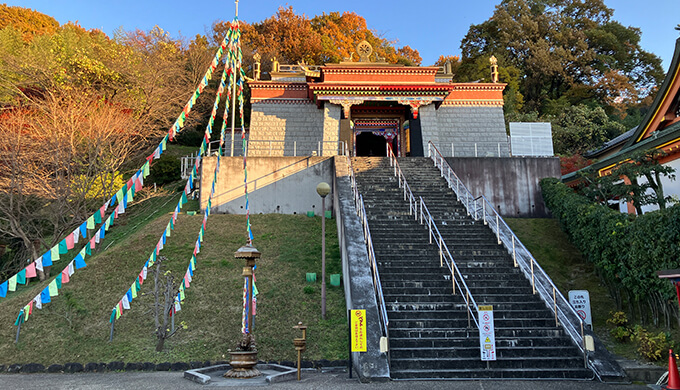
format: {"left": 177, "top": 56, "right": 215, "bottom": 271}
{"left": 633, "top": 326, "right": 672, "bottom": 361}
{"left": 540, "top": 178, "right": 680, "bottom": 327}
{"left": 148, "top": 154, "right": 181, "bottom": 186}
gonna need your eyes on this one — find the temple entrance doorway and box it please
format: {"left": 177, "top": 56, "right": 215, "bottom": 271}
{"left": 352, "top": 117, "right": 401, "bottom": 157}
{"left": 355, "top": 132, "right": 388, "bottom": 156}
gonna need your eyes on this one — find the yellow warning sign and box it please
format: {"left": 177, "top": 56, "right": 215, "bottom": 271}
{"left": 485, "top": 337, "right": 490, "bottom": 343}
{"left": 350, "top": 310, "right": 367, "bottom": 352}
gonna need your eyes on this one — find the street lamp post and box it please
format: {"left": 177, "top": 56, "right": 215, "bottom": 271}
{"left": 316, "top": 182, "right": 331, "bottom": 320}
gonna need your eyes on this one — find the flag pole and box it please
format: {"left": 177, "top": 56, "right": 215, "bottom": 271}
{"left": 230, "top": 0, "right": 239, "bottom": 157}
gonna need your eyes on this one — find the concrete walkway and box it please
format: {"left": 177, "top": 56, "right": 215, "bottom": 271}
{"left": 0, "top": 371, "right": 650, "bottom": 389}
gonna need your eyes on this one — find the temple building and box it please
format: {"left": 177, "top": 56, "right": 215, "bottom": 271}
{"left": 563, "top": 37, "right": 680, "bottom": 214}
{"left": 246, "top": 41, "right": 510, "bottom": 157}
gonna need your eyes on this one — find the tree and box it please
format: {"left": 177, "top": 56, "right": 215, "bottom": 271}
{"left": 550, "top": 104, "right": 626, "bottom": 155}
{"left": 151, "top": 256, "right": 184, "bottom": 352}
{"left": 0, "top": 89, "right": 148, "bottom": 276}
{"left": 608, "top": 149, "right": 676, "bottom": 214}
{"left": 458, "top": 0, "right": 663, "bottom": 115}
{"left": 0, "top": 4, "right": 59, "bottom": 42}
{"left": 211, "top": 7, "right": 422, "bottom": 75}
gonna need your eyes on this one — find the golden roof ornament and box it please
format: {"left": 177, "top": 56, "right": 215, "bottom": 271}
{"left": 489, "top": 55, "right": 499, "bottom": 83}
{"left": 357, "top": 40, "right": 373, "bottom": 62}
{"left": 489, "top": 55, "right": 498, "bottom": 66}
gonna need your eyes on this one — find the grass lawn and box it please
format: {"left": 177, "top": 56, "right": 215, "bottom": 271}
{"left": 0, "top": 189, "right": 346, "bottom": 365}
{"left": 504, "top": 218, "right": 632, "bottom": 356}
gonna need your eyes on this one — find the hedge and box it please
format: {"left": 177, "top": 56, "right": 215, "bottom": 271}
{"left": 540, "top": 178, "right": 680, "bottom": 327}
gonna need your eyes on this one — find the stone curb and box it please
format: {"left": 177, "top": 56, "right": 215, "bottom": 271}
{"left": 0, "top": 360, "right": 348, "bottom": 374}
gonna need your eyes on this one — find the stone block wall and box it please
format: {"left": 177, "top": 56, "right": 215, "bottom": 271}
{"left": 418, "top": 104, "right": 439, "bottom": 154}
{"left": 322, "top": 104, "right": 342, "bottom": 156}
{"left": 248, "top": 102, "right": 324, "bottom": 156}
{"left": 434, "top": 106, "right": 510, "bottom": 157}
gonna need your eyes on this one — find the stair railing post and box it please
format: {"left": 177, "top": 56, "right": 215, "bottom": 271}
{"left": 496, "top": 214, "right": 501, "bottom": 245}
{"left": 440, "top": 155, "right": 444, "bottom": 177}
{"left": 483, "top": 201, "right": 487, "bottom": 225}
{"left": 294, "top": 141, "right": 297, "bottom": 156}
{"left": 439, "top": 236, "right": 443, "bottom": 267}
{"left": 553, "top": 286, "right": 559, "bottom": 327}
{"left": 512, "top": 235, "right": 517, "bottom": 267}
{"left": 531, "top": 260, "right": 536, "bottom": 294}
{"left": 452, "top": 266, "right": 456, "bottom": 295}
{"left": 428, "top": 215, "right": 432, "bottom": 244}
{"left": 466, "top": 291, "right": 470, "bottom": 327}
{"left": 581, "top": 321, "right": 587, "bottom": 368}
{"left": 474, "top": 198, "right": 478, "bottom": 220}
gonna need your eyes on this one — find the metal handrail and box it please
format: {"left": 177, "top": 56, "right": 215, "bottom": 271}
{"left": 386, "top": 144, "right": 481, "bottom": 331}
{"left": 419, "top": 197, "right": 480, "bottom": 330}
{"left": 212, "top": 139, "right": 347, "bottom": 157}
{"left": 427, "top": 141, "right": 590, "bottom": 365}
{"left": 346, "top": 156, "right": 389, "bottom": 338}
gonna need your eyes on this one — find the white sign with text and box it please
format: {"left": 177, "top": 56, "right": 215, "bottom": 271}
{"left": 569, "top": 290, "right": 592, "bottom": 327}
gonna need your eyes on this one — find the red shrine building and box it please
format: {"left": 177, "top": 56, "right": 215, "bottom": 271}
{"left": 247, "top": 41, "right": 509, "bottom": 157}
{"left": 563, "top": 37, "right": 680, "bottom": 214}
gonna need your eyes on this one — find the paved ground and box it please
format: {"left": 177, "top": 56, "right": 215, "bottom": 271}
{"left": 0, "top": 371, "right": 652, "bottom": 390}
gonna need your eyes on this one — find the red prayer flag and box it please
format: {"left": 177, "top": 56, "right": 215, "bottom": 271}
{"left": 28, "top": 301, "right": 33, "bottom": 315}
{"left": 100, "top": 205, "right": 107, "bottom": 219}
{"left": 65, "top": 233, "right": 75, "bottom": 250}
{"left": 184, "top": 273, "right": 190, "bottom": 288}
{"left": 138, "top": 274, "right": 144, "bottom": 286}
{"left": 61, "top": 268, "right": 70, "bottom": 284}
{"left": 26, "top": 262, "right": 37, "bottom": 278}
{"left": 90, "top": 237, "right": 96, "bottom": 249}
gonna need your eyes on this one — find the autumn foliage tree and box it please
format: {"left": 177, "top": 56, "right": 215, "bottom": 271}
{"left": 211, "top": 6, "right": 422, "bottom": 76}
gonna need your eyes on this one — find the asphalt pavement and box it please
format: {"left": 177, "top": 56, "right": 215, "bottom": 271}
{"left": 0, "top": 371, "right": 653, "bottom": 390}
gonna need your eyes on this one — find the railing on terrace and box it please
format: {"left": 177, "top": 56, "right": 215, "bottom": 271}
{"left": 207, "top": 139, "right": 347, "bottom": 157}
{"left": 346, "top": 156, "right": 389, "bottom": 340}
{"left": 386, "top": 144, "right": 481, "bottom": 332}
{"left": 433, "top": 141, "right": 509, "bottom": 158}
{"left": 427, "top": 140, "right": 590, "bottom": 368}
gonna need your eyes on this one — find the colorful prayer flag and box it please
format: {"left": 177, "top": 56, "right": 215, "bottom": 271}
{"left": 0, "top": 281, "right": 7, "bottom": 298}
{"left": 8, "top": 275, "right": 17, "bottom": 292}
{"left": 74, "top": 254, "right": 87, "bottom": 269}
{"left": 58, "top": 239, "right": 68, "bottom": 254}
{"left": 42, "top": 251, "right": 52, "bottom": 267}
{"left": 65, "top": 233, "right": 75, "bottom": 250}
{"left": 48, "top": 280, "right": 58, "bottom": 297}
{"left": 86, "top": 215, "right": 95, "bottom": 230}
{"left": 61, "top": 268, "right": 70, "bottom": 284}
{"left": 16, "top": 269, "right": 26, "bottom": 285}
{"left": 50, "top": 245, "right": 60, "bottom": 262}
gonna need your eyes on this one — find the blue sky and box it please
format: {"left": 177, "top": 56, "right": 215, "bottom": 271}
{"left": 6, "top": 1, "right": 679, "bottom": 70}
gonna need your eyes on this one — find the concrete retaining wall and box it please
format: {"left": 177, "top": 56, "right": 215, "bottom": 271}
{"left": 445, "top": 157, "right": 561, "bottom": 218}
{"left": 200, "top": 157, "right": 334, "bottom": 215}
{"left": 333, "top": 156, "right": 390, "bottom": 382}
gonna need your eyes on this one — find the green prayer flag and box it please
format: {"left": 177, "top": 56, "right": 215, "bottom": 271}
{"left": 105, "top": 218, "right": 111, "bottom": 231}
{"left": 94, "top": 210, "right": 102, "bottom": 224}
{"left": 116, "top": 189, "right": 124, "bottom": 204}
{"left": 16, "top": 269, "right": 26, "bottom": 285}
{"left": 253, "top": 283, "right": 258, "bottom": 296}
{"left": 181, "top": 192, "right": 188, "bottom": 205}
{"left": 56, "top": 274, "right": 62, "bottom": 289}
{"left": 48, "top": 279, "right": 58, "bottom": 297}
{"left": 135, "top": 278, "right": 141, "bottom": 292}
{"left": 131, "top": 283, "right": 137, "bottom": 299}
{"left": 14, "top": 311, "right": 24, "bottom": 326}
{"left": 58, "top": 239, "right": 68, "bottom": 254}
{"left": 143, "top": 161, "right": 150, "bottom": 178}
{"left": 51, "top": 245, "right": 60, "bottom": 261}
{"left": 109, "top": 310, "right": 116, "bottom": 323}
{"left": 179, "top": 289, "right": 185, "bottom": 301}
{"left": 191, "top": 256, "right": 196, "bottom": 269}
{"left": 8, "top": 275, "right": 17, "bottom": 292}
{"left": 86, "top": 215, "right": 95, "bottom": 230}
{"left": 79, "top": 247, "right": 87, "bottom": 259}
{"left": 165, "top": 224, "right": 171, "bottom": 238}
{"left": 85, "top": 245, "right": 91, "bottom": 256}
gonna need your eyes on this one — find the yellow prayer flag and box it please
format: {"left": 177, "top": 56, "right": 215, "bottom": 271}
{"left": 51, "top": 245, "right": 60, "bottom": 261}
{"left": 48, "top": 279, "right": 58, "bottom": 297}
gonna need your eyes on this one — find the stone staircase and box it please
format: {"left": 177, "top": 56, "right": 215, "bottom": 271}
{"left": 352, "top": 157, "right": 593, "bottom": 380}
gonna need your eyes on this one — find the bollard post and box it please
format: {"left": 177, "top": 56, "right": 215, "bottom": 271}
{"left": 109, "top": 316, "right": 115, "bottom": 342}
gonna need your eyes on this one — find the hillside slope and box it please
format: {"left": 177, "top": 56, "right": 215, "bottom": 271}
{"left": 0, "top": 194, "right": 346, "bottom": 365}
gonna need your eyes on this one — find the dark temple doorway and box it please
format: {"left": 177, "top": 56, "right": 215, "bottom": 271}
{"left": 355, "top": 132, "right": 388, "bottom": 156}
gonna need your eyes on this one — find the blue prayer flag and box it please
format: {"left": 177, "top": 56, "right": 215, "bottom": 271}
{"left": 41, "top": 287, "right": 51, "bottom": 304}
{"left": 74, "top": 254, "right": 86, "bottom": 269}
{"left": 126, "top": 289, "right": 133, "bottom": 303}
{"left": 42, "top": 251, "right": 52, "bottom": 267}
{"left": 0, "top": 281, "right": 7, "bottom": 298}
{"left": 79, "top": 222, "right": 87, "bottom": 238}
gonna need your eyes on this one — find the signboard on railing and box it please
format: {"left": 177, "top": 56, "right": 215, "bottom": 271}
{"left": 568, "top": 290, "right": 592, "bottom": 327}
{"left": 350, "top": 309, "right": 367, "bottom": 352}
{"left": 478, "top": 305, "right": 496, "bottom": 361}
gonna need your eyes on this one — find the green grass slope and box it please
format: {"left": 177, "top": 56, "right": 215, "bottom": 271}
{"left": 0, "top": 192, "right": 346, "bottom": 365}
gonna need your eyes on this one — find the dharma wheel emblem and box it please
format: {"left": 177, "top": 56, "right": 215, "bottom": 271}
{"left": 357, "top": 40, "right": 373, "bottom": 62}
